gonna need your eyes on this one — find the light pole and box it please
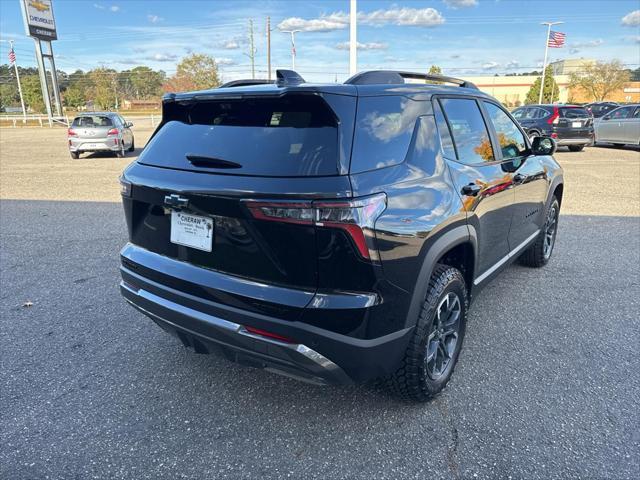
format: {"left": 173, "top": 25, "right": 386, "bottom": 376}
{"left": 350, "top": 0, "right": 357, "bottom": 76}
{"left": 538, "top": 21, "right": 564, "bottom": 104}
{"left": 281, "top": 29, "right": 300, "bottom": 70}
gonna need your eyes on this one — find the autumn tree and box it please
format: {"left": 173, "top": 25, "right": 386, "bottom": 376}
{"left": 525, "top": 69, "right": 559, "bottom": 104}
{"left": 163, "top": 54, "right": 221, "bottom": 92}
{"left": 88, "top": 68, "right": 118, "bottom": 109}
{"left": 569, "top": 60, "right": 631, "bottom": 101}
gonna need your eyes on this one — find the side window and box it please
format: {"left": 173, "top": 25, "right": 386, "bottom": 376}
{"left": 433, "top": 101, "right": 456, "bottom": 159}
{"left": 610, "top": 107, "right": 633, "bottom": 119}
{"left": 534, "top": 108, "right": 549, "bottom": 119}
{"left": 351, "top": 96, "right": 428, "bottom": 173}
{"left": 440, "top": 98, "right": 494, "bottom": 164}
{"left": 632, "top": 107, "right": 640, "bottom": 118}
{"left": 483, "top": 102, "right": 527, "bottom": 159}
{"left": 512, "top": 108, "right": 526, "bottom": 119}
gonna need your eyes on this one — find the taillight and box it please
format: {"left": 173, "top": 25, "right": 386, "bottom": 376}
{"left": 67, "top": 128, "right": 77, "bottom": 137}
{"left": 547, "top": 106, "right": 560, "bottom": 125}
{"left": 551, "top": 132, "right": 558, "bottom": 139}
{"left": 107, "top": 128, "right": 119, "bottom": 136}
{"left": 243, "top": 326, "right": 295, "bottom": 343}
{"left": 244, "top": 193, "right": 387, "bottom": 260}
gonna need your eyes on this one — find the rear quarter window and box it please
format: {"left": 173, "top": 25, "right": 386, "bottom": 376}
{"left": 350, "top": 96, "right": 430, "bottom": 173}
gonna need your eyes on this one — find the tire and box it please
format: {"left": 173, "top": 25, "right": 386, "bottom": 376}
{"left": 386, "top": 264, "right": 468, "bottom": 402}
{"left": 520, "top": 197, "right": 560, "bottom": 268}
{"left": 128, "top": 137, "right": 135, "bottom": 152}
{"left": 70, "top": 151, "right": 79, "bottom": 159}
{"left": 568, "top": 145, "right": 584, "bottom": 152}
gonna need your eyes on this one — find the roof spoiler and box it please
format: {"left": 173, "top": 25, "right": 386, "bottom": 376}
{"left": 344, "top": 70, "right": 477, "bottom": 89}
{"left": 219, "top": 79, "right": 273, "bottom": 88}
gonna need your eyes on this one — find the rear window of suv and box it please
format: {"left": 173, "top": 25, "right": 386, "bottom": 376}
{"left": 560, "top": 107, "right": 589, "bottom": 119}
{"left": 72, "top": 116, "right": 113, "bottom": 127}
{"left": 138, "top": 95, "right": 340, "bottom": 177}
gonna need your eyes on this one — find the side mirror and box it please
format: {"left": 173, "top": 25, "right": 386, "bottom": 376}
{"left": 531, "top": 136, "right": 556, "bottom": 156}
{"left": 126, "top": 121, "right": 134, "bottom": 128}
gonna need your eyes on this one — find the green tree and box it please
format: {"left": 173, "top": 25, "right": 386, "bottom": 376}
{"left": 0, "top": 82, "right": 19, "bottom": 110}
{"left": 129, "top": 66, "right": 165, "bottom": 98}
{"left": 525, "top": 69, "right": 559, "bottom": 104}
{"left": 88, "top": 68, "right": 118, "bottom": 109}
{"left": 164, "top": 54, "right": 221, "bottom": 92}
{"left": 569, "top": 60, "right": 631, "bottom": 101}
{"left": 22, "top": 75, "right": 45, "bottom": 112}
{"left": 63, "top": 83, "right": 86, "bottom": 109}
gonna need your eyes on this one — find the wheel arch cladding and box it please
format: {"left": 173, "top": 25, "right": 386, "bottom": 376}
{"left": 404, "top": 225, "right": 475, "bottom": 329}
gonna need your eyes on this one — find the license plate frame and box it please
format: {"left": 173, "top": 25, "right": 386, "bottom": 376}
{"left": 572, "top": 121, "right": 582, "bottom": 128}
{"left": 170, "top": 210, "right": 214, "bottom": 252}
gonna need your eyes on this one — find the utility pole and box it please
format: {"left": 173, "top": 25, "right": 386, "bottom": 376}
{"left": 248, "top": 19, "right": 256, "bottom": 79}
{"left": 281, "top": 30, "right": 300, "bottom": 70}
{"left": 538, "top": 21, "right": 563, "bottom": 104}
{"left": 266, "top": 17, "right": 272, "bottom": 81}
{"left": 349, "top": 0, "right": 357, "bottom": 76}
{"left": 9, "top": 40, "right": 27, "bottom": 123}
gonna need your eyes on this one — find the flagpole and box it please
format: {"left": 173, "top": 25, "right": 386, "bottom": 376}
{"left": 538, "top": 21, "right": 563, "bottom": 104}
{"left": 10, "top": 40, "right": 27, "bottom": 123}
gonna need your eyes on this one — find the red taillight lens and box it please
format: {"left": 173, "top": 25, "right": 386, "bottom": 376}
{"left": 244, "top": 193, "right": 387, "bottom": 260}
{"left": 547, "top": 106, "right": 560, "bottom": 125}
{"left": 243, "top": 326, "right": 295, "bottom": 343}
{"left": 107, "top": 128, "right": 119, "bottom": 136}
{"left": 67, "top": 128, "right": 77, "bottom": 137}
{"left": 551, "top": 132, "right": 558, "bottom": 139}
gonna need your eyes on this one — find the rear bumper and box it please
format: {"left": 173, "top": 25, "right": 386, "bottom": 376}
{"left": 556, "top": 137, "right": 593, "bottom": 146}
{"left": 119, "top": 246, "right": 413, "bottom": 385}
{"left": 69, "top": 138, "right": 120, "bottom": 152}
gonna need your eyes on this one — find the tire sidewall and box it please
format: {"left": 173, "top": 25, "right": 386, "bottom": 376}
{"left": 417, "top": 271, "right": 468, "bottom": 395}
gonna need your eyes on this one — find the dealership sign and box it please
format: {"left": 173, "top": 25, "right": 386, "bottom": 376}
{"left": 20, "top": 0, "right": 57, "bottom": 41}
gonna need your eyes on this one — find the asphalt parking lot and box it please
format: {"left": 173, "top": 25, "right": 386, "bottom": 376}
{"left": 1, "top": 126, "right": 639, "bottom": 479}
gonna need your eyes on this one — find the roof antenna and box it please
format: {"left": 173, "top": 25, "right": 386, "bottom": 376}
{"left": 276, "top": 69, "right": 306, "bottom": 86}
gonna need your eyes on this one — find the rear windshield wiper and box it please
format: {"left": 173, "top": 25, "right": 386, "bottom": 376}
{"left": 186, "top": 154, "right": 242, "bottom": 169}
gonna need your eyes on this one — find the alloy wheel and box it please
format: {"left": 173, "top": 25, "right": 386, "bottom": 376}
{"left": 543, "top": 204, "right": 558, "bottom": 259}
{"left": 426, "top": 292, "right": 461, "bottom": 380}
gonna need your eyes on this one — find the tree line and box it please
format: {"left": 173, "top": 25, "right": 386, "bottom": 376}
{"left": 0, "top": 53, "right": 222, "bottom": 112}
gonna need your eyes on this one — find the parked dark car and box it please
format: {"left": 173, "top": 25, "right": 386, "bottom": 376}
{"left": 512, "top": 104, "right": 593, "bottom": 151}
{"left": 119, "top": 70, "right": 564, "bottom": 402}
{"left": 584, "top": 101, "right": 619, "bottom": 118}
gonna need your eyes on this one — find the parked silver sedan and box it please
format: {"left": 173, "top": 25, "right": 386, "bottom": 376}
{"left": 594, "top": 104, "right": 640, "bottom": 147}
{"left": 68, "top": 112, "right": 135, "bottom": 159}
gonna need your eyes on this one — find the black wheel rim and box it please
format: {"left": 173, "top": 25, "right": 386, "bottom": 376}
{"left": 426, "top": 292, "right": 461, "bottom": 380}
{"left": 543, "top": 204, "right": 558, "bottom": 259}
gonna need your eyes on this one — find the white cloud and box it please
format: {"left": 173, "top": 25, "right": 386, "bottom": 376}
{"left": 569, "top": 39, "right": 604, "bottom": 48}
{"left": 621, "top": 10, "right": 640, "bottom": 26}
{"left": 147, "top": 53, "right": 178, "bottom": 62}
{"left": 505, "top": 60, "right": 519, "bottom": 69}
{"left": 277, "top": 13, "right": 349, "bottom": 32}
{"left": 215, "top": 58, "right": 236, "bottom": 66}
{"left": 631, "top": 35, "right": 640, "bottom": 44}
{"left": 278, "top": 7, "right": 445, "bottom": 32}
{"left": 443, "top": 0, "right": 478, "bottom": 9}
{"left": 335, "top": 41, "right": 388, "bottom": 50}
{"left": 93, "top": 3, "right": 104, "bottom": 9}
{"left": 482, "top": 61, "right": 500, "bottom": 70}
{"left": 93, "top": 4, "right": 120, "bottom": 13}
{"left": 360, "top": 7, "right": 445, "bottom": 27}
{"left": 110, "top": 5, "right": 120, "bottom": 12}
{"left": 222, "top": 41, "right": 240, "bottom": 49}
{"left": 147, "top": 14, "right": 163, "bottom": 24}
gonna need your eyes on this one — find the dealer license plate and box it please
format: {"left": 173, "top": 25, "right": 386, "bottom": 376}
{"left": 170, "top": 211, "right": 213, "bottom": 252}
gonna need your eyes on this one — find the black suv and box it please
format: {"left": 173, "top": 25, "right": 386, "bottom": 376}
{"left": 584, "top": 101, "right": 619, "bottom": 118}
{"left": 512, "top": 104, "right": 593, "bottom": 151}
{"left": 119, "top": 70, "right": 564, "bottom": 401}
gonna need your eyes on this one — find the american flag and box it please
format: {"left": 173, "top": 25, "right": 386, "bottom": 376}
{"left": 8, "top": 45, "right": 16, "bottom": 64}
{"left": 547, "top": 31, "right": 566, "bottom": 48}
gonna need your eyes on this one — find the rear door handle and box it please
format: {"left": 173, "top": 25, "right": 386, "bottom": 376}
{"left": 461, "top": 183, "right": 481, "bottom": 196}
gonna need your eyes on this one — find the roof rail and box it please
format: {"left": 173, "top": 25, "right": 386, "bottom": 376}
{"left": 219, "top": 79, "right": 272, "bottom": 88}
{"left": 344, "top": 70, "right": 477, "bottom": 89}
{"left": 276, "top": 69, "right": 306, "bottom": 86}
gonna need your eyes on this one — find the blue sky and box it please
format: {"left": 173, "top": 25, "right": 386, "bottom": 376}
{"left": 0, "top": 0, "right": 639, "bottom": 82}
